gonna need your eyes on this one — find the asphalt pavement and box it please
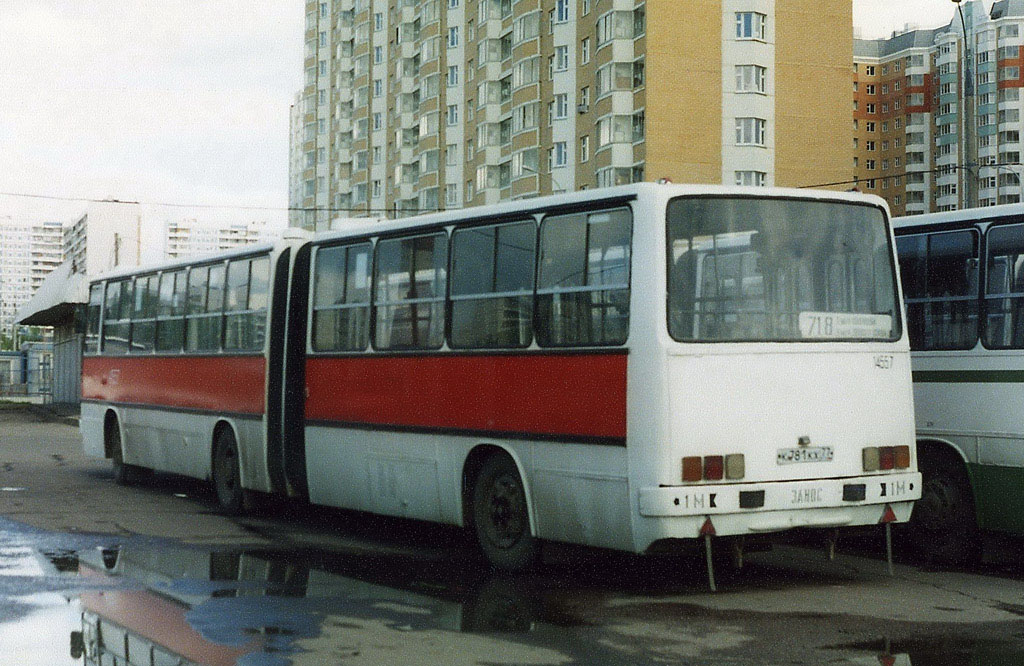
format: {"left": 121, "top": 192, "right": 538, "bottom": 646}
{"left": 1, "top": 404, "right": 1024, "bottom": 665}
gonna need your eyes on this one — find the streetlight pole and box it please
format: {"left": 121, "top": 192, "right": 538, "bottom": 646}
{"left": 953, "top": 0, "right": 977, "bottom": 209}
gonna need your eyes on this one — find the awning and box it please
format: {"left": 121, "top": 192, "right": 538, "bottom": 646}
{"left": 15, "top": 261, "right": 89, "bottom": 326}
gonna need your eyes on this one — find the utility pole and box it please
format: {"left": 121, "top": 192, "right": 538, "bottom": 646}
{"left": 954, "top": 0, "right": 977, "bottom": 209}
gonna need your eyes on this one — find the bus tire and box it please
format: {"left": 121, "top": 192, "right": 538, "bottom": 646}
{"left": 471, "top": 455, "right": 538, "bottom": 571}
{"left": 910, "top": 459, "right": 981, "bottom": 566}
{"left": 106, "top": 417, "right": 144, "bottom": 486}
{"left": 212, "top": 427, "right": 245, "bottom": 515}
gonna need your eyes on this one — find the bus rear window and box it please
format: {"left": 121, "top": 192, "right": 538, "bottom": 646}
{"left": 667, "top": 197, "right": 900, "bottom": 343}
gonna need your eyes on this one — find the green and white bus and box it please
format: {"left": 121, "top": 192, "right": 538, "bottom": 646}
{"left": 895, "top": 204, "right": 1024, "bottom": 563}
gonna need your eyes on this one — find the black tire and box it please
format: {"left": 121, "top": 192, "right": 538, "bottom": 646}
{"left": 212, "top": 428, "right": 245, "bottom": 515}
{"left": 107, "top": 418, "right": 133, "bottom": 486}
{"left": 471, "top": 455, "right": 538, "bottom": 571}
{"left": 909, "top": 458, "right": 982, "bottom": 566}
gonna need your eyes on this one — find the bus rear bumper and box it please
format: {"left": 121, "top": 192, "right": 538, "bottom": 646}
{"left": 637, "top": 472, "right": 921, "bottom": 539}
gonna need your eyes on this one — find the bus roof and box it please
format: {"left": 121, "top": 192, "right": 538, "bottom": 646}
{"left": 87, "top": 241, "right": 278, "bottom": 285}
{"left": 86, "top": 184, "right": 889, "bottom": 284}
{"left": 893, "top": 202, "right": 1024, "bottom": 230}
{"left": 311, "top": 183, "right": 890, "bottom": 245}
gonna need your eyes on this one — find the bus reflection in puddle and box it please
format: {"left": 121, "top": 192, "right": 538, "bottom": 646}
{"left": 72, "top": 545, "right": 545, "bottom": 665}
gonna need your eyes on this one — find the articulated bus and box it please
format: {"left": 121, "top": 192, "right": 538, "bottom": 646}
{"left": 81, "top": 184, "right": 919, "bottom": 571}
{"left": 895, "top": 204, "right": 1024, "bottom": 563}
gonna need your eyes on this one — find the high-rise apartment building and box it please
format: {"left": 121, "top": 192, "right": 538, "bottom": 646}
{"left": 289, "top": 0, "right": 854, "bottom": 231}
{"left": 854, "top": 0, "right": 1024, "bottom": 216}
{"left": 0, "top": 219, "right": 64, "bottom": 333}
{"left": 163, "top": 219, "right": 281, "bottom": 260}
{"left": 64, "top": 202, "right": 143, "bottom": 277}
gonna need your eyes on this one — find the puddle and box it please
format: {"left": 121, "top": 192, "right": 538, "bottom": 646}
{"left": 2, "top": 516, "right": 1024, "bottom": 665}
{"left": 835, "top": 638, "right": 1024, "bottom": 665}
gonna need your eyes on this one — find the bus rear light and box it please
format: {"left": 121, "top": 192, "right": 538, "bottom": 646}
{"left": 703, "top": 456, "right": 724, "bottom": 481}
{"left": 879, "top": 447, "right": 895, "bottom": 470}
{"left": 725, "top": 454, "right": 745, "bottom": 480}
{"left": 862, "top": 447, "right": 880, "bottom": 472}
{"left": 682, "top": 457, "right": 702, "bottom": 482}
{"left": 681, "top": 455, "right": 744, "bottom": 482}
{"left": 863, "top": 446, "right": 911, "bottom": 472}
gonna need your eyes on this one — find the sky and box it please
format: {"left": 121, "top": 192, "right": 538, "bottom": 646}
{"left": 0, "top": 1, "right": 976, "bottom": 230}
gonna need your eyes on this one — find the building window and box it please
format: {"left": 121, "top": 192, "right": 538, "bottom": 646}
{"left": 735, "top": 171, "right": 767, "bottom": 187}
{"left": 448, "top": 65, "right": 459, "bottom": 86}
{"left": 554, "top": 45, "right": 569, "bottom": 71}
{"left": 447, "top": 104, "right": 460, "bottom": 125}
{"left": 448, "top": 26, "right": 460, "bottom": 48}
{"left": 735, "top": 64, "right": 767, "bottom": 93}
{"left": 553, "top": 141, "right": 568, "bottom": 167}
{"left": 580, "top": 135, "right": 590, "bottom": 162}
{"left": 735, "top": 117, "right": 766, "bottom": 146}
{"left": 735, "top": 12, "right": 766, "bottom": 40}
{"left": 554, "top": 93, "right": 568, "bottom": 119}
{"left": 581, "top": 37, "right": 591, "bottom": 64}
{"left": 555, "top": 0, "right": 570, "bottom": 23}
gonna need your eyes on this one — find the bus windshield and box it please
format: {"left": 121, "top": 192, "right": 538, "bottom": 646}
{"left": 667, "top": 197, "right": 900, "bottom": 343}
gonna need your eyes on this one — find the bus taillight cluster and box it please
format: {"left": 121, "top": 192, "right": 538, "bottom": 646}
{"left": 862, "top": 446, "right": 911, "bottom": 472}
{"left": 682, "top": 455, "right": 745, "bottom": 482}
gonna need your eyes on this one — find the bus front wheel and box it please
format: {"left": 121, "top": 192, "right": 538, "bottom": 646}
{"left": 212, "top": 428, "right": 245, "bottom": 515}
{"left": 909, "top": 460, "right": 981, "bottom": 566}
{"left": 472, "top": 455, "right": 538, "bottom": 571}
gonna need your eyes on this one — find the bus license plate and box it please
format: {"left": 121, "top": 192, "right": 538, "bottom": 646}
{"left": 777, "top": 447, "right": 834, "bottom": 465}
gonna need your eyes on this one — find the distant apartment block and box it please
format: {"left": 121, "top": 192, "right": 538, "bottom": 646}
{"left": 64, "top": 201, "right": 143, "bottom": 277}
{"left": 289, "top": 0, "right": 854, "bottom": 231}
{"left": 854, "top": 0, "right": 1024, "bottom": 215}
{"left": 0, "top": 219, "right": 64, "bottom": 333}
{"left": 163, "top": 219, "right": 281, "bottom": 260}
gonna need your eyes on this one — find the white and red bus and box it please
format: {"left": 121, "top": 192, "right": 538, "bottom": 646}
{"left": 80, "top": 184, "right": 920, "bottom": 572}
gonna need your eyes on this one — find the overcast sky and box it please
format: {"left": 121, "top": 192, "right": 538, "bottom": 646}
{"left": 0, "top": 1, "right": 971, "bottom": 228}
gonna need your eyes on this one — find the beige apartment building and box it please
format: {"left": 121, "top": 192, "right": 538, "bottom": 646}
{"left": 289, "top": 0, "right": 853, "bottom": 231}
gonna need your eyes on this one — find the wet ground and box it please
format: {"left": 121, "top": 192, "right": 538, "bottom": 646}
{"left": 4, "top": 406, "right": 1024, "bottom": 664}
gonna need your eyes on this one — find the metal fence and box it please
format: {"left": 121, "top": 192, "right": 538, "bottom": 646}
{"left": 0, "top": 366, "right": 53, "bottom": 403}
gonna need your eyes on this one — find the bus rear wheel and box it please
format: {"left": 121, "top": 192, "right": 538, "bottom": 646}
{"left": 471, "top": 455, "right": 538, "bottom": 571}
{"left": 107, "top": 417, "right": 145, "bottom": 486}
{"left": 212, "top": 428, "right": 245, "bottom": 515}
{"left": 909, "top": 462, "right": 981, "bottom": 566}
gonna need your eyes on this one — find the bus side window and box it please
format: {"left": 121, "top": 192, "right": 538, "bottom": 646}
{"left": 536, "top": 208, "right": 631, "bottom": 347}
{"left": 985, "top": 223, "right": 1024, "bottom": 349}
{"left": 155, "top": 270, "right": 187, "bottom": 353}
{"left": 185, "top": 265, "right": 220, "bottom": 352}
{"left": 450, "top": 220, "right": 536, "bottom": 349}
{"left": 85, "top": 283, "right": 104, "bottom": 355}
{"left": 130, "top": 275, "right": 157, "bottom": 354}
{"left": 897, "top": 231, "right": 978, "bottom": 351}
{"left": 101, "top": 280, "right": 131, "bottom": 355}
{"left": 311, "top": 243, "right": 372, "bottom": 352}
{"left": 373, "top": 233, "right": 447, "bottom": 350}
{"left": 224, "top": 257, "right": 270, "bottom": 352}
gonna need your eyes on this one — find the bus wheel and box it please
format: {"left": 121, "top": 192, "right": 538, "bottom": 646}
{"left": 212, "top": 428, "right": 244, "bottom": 515}
{"left": 910, "top": 463, "right": 981, "bottom": 566}
{"left": 106, "top": 418, "right": 144, "bottom": 486}
{"left": 472, "top": 455, "right": 538, "bottom": 571}
{"left": 107, "top": 419, "right": 130, "bottom": 486}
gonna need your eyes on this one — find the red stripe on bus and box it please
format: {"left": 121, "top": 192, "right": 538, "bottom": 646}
{"left": 305, "top": 353, "right": 628, "bottom": 440}
{"left": 82, "top": 356, "right": 266, "bottom": 414}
